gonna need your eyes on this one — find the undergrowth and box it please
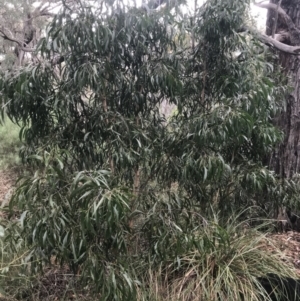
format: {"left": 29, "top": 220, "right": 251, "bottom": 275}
{"left": 0, "top": 117, "right": 21, "bottom": 170}
{"left": 0, "top": 212, "right": 298, "bottom": 301}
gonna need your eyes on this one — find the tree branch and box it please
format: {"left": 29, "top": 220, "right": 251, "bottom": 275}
{"left": 254, "top": 1, "right": 300, "bottom": 43}
{"left": 0, "top": 29, "right": 35, "bottom": 52}
{"left": 33, "top": 2, "right": 56, "bottom": 18}
{"left": 272, "top": 0, "right": 282, "bottom": 38}
{"left": 274, "top": 31, "right": 290, "bottom": 43}
{"left": 256, "top": 31, "right": 300, "bottom": 54}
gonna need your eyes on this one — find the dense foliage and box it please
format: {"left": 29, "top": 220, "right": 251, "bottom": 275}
{"left": 0, "top": 0, "right": 299, "bottom": 300}
{"left": 0, "top": 0, "right": 290, "bottom": 208}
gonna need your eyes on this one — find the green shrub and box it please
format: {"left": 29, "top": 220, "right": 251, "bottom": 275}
{"left": 5, "top": 150, "right": 138, "bottom": 300}
{"left": 5, "top": 160, "right": 298, "bottom": 301}
{"left": 0, "top": 0, "right": 299, "bottom": 300}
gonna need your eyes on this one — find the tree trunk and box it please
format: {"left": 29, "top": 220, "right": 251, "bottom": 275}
{"left": 267, "top": 0, "right": 300, "bottom": 178}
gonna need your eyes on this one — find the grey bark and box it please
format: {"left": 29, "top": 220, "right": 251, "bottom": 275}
{"left": 266, "top": 0, "right": 300, "bottom": 178}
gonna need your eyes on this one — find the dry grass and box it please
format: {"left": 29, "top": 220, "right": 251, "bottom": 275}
{"left": 135, "top": 220, "right": 300, "bottom": 301}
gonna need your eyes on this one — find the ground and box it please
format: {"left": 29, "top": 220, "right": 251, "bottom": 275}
{"left": 269, "top": 232, "right": 300, "bottom": 275}
{"left": 0, "top": 169, "right": 17, "bottom": 201}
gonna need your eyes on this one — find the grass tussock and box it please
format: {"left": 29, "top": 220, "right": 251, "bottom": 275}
{"left": 135, "top": 215, "right": 298, "bottom": 301}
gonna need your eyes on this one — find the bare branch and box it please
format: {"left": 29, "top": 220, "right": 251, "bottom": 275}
{"left": 29, "top": 2, "right": 56, "bottom": 21}
{"left": 0, "top": 29, "right": 35, "bottom": 52}
{"left": 254, "top": 1, "right": 300, "bottom": 38}
{"left": 272, "top": 0, "right": 282, "bottom": 38}
{"left": 257, "top": 31, "right": 300, "bottom": 54}
{"left": 239, "top": 24, "right": 300, "bottom": 54}
{"left": 34, "top": 2, "right": 56, "bottom": 17}
{"left": 274, "top": 31, "right": 290, "bottom": 43}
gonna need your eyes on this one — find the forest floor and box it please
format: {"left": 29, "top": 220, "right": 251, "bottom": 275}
{"left": 0, "top": 168, "right": 19, "bottom": 218}
{"left": 268, "top": 232, "right": 300, "bottom": 275}
{"left": 0, "top": 169, "right": 18, "bottom": 200}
